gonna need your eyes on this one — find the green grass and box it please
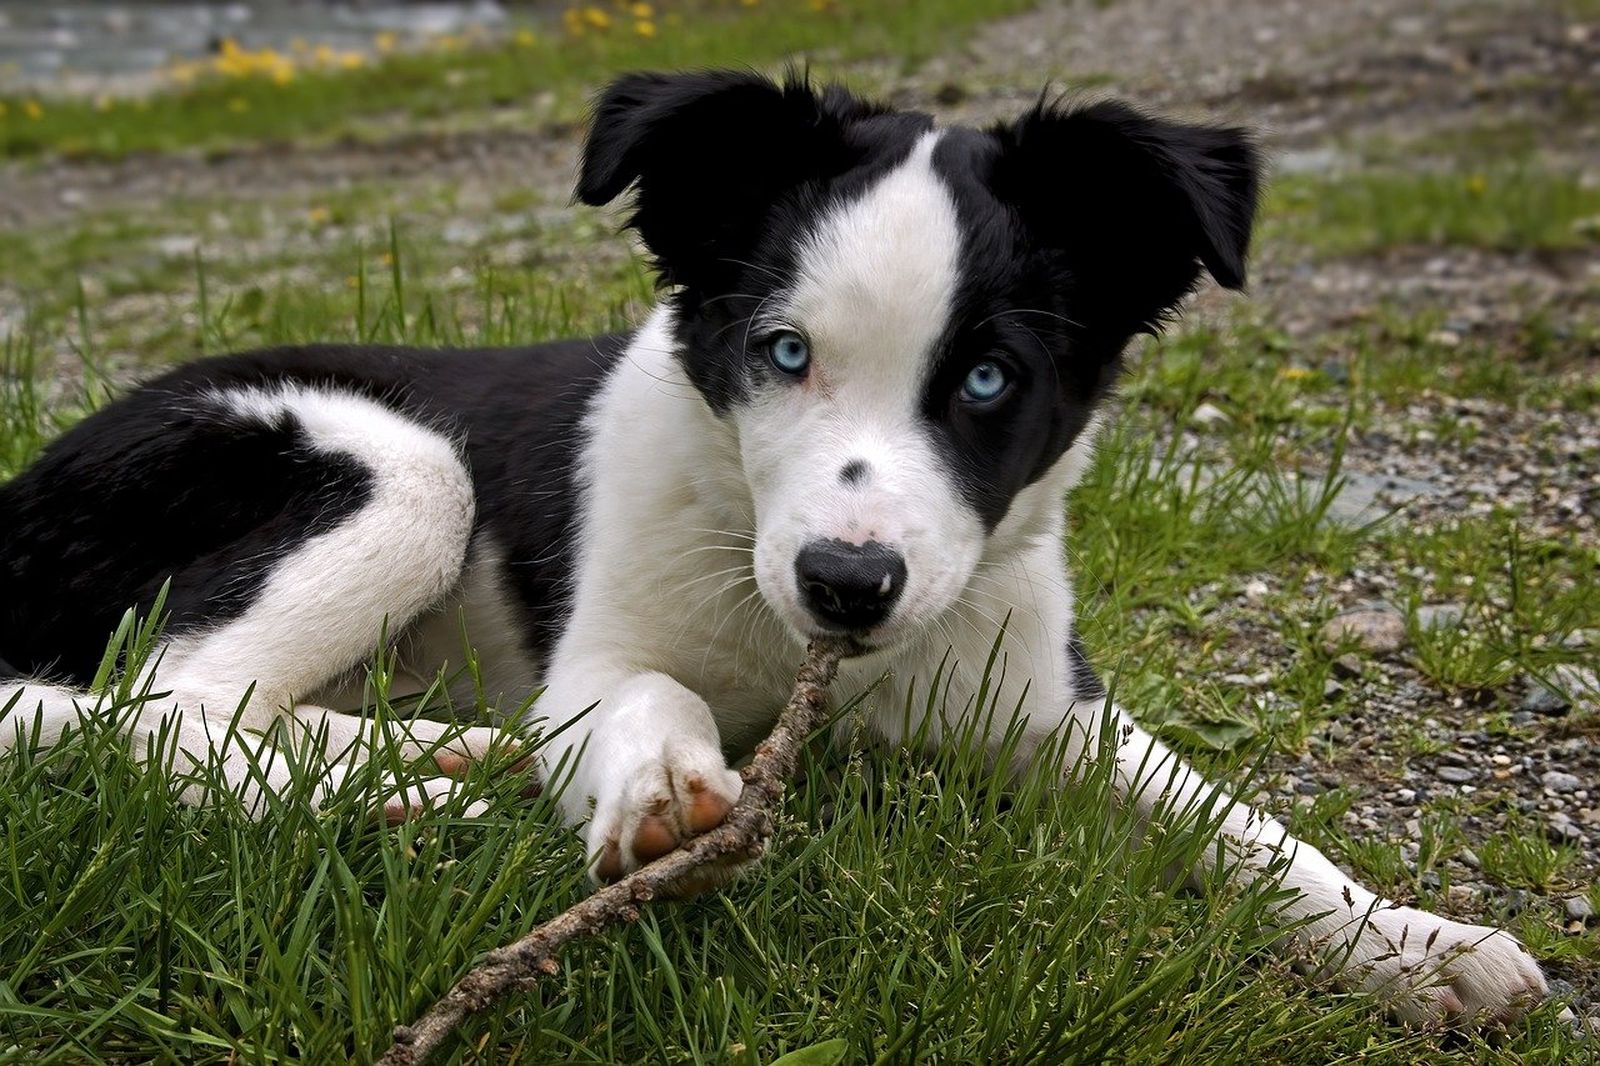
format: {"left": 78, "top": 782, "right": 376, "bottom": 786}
{"left": 2, "top": 241, "right": 1595, "bottom": 1062}
{"left": 0, "top": 598, "right": 1579, "bottom": 1064}
{"left": 0, "top": 0, "right": 1040, "bottom": 161}
{"left": 1265, "top": 168, "right": 1600, "bottom": 256}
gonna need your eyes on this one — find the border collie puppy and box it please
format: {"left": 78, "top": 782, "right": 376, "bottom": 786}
{"left": 0, "top": 71, "right": 1546, "bottom": 1026}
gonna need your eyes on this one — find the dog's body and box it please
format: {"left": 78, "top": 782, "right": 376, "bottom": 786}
{"left": 0, "top": 72, "right": 1546, "bottom": 1025}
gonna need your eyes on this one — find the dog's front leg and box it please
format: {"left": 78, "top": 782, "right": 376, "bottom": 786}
{"left": 537, "top": 665, "right": 743, "bottom": 883}
{"left": 1089, "top": 702, "right": 1548, "bottom": 1025}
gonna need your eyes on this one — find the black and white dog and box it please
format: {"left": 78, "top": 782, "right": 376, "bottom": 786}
{"left": 0, "top": 71, "right": 1546, "bottom": 1025}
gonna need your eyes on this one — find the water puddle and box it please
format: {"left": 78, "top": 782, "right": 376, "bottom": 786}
{"left": 0, "top": 1, "right": 527, "bottom": 95}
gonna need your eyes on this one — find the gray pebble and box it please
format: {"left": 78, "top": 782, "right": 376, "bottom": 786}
{"left": 1521, "top": 684, "right": 1571, "bottom": 716}
{"left": 1543, "top": 770, "right": 1583, "bottom": 793}
{"left": 1415, "top": 603, "right": 1465, "bottom": 630}
{"left": 1547, "top": 814, "right": 1584, "bottom": 844}
{"left": 1565, "top": 895, "right": 1594, "bottom": 922}
{"left": 1437, "top": 766, "right": 1475, "bottom": 784}
{"left": 1330, "top": 653, "right": 1363, "bottom": 679}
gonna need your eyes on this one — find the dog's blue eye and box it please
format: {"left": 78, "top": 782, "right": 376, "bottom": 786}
{"left": 959, "top": 361, "right": 1009, "bottom": 404}
{"left": 768, "top": 331, "right": 811, "bottom": 376}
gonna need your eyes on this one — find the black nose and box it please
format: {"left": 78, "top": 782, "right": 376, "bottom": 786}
{"left": 795, "top": 539, "right": 907, "bottom": 631}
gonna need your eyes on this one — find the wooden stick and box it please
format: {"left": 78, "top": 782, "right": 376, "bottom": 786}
{"left": 376, "top": 637, "right": 857, "bottom": 1066}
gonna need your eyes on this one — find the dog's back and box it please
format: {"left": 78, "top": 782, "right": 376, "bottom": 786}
{"left": 0, "top": 337, "right": 624, "bottom": 684}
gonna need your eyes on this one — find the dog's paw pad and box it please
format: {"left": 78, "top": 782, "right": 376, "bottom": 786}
{"left": 428, "top": 731, "right": 543, "bottom": 798}
{"left": 586, "top": 746, "right": 743, "bottom": 885}
{"left": 685, "top": 774, "right": 735, "bottom": 832}
{"left": 377, "top": 776, "right": 489, "bottom": 824}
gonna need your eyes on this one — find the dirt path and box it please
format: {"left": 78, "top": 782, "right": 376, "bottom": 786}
{"left": 6, "top": 0, "right": 1596, "bottom": 216}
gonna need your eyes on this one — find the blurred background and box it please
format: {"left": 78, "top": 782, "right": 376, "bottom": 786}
{"left": 0, "top": 2, "right": 1597, "bottom": 1061}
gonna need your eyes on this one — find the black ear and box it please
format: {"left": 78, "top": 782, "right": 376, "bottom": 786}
{"left": 992, "top": 99, "right": 1261, "bottom": 333}
{"left": 577, "top": 70, "right": 869, "bottom": 290}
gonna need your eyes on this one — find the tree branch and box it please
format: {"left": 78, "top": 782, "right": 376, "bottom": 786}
{"left": 376, "top": 637, "right": 857, "bottom": 1066}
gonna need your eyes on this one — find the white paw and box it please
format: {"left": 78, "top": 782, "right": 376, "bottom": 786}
{"left": 377, "top": 775, "right": 491, "bottom": 823}
{"left": 1350, "top": 907, "right": 1548, "bottom": 1027}
{"left": 583, "top": 737, "right": 744, "bottom": 887}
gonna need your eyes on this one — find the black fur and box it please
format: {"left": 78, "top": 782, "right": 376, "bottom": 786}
{"left": 1065, "top": 627, "right": 1107, "bottom": 703}
{"left": 919, "top": 102, "right": 1258, "bottom": 530}
{"left": 0, "top": 338, "right": 625, "bottom": 684}
{"left": 577, "top": 70, "right": 931, "bottom": 412}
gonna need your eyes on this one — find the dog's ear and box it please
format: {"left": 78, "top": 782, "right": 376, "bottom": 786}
{"left": 577, "top": 70, "right": 867, "bottom": 290}
{"left": 991, "top": 99, "right": 1260, "bottom": 335}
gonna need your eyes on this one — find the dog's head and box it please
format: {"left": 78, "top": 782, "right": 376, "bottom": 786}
{"left": 578, "top": 70, "right": 1259, "bottom": 648}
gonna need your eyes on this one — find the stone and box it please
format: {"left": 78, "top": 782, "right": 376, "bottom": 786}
{"left": 1323, "top": 678, "right": 1345, "bottom": 700}
{"left": 1415, "top": 603, "right": 1465, "bottom": 631}
{"left": 1320, "top": 608, "right": 1406, "bottom": 655}
{"left": 1191, "top": 402, "right": 1229, "bottom": 428}
{"left": 1330, "top": 653, "right": 1363, "bottom": 679}
{"left": 1546, "top": 814, "right": 1584, "bottom": 844}
{"left": 1542, "top": 770, "right": 1582, "bottom": 793}
{"left": 1521, "top": 683, "right": 1571, "bottom": 716}
{"left": 1565, "top": 896, "right": 1594, "bottom": 922}
{"left": 1458, "top": 846, "right": 1480, "bottom": 869}
{"left": 1437, "top": 766, "right": 1475, "bottom": 784}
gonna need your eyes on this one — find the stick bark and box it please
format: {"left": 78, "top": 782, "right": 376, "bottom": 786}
{"left": 376, "top": 637, "right": 856, "bottom": 1066}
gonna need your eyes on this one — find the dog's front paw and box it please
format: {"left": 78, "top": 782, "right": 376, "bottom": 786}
{"left": 1348, "top": 907, "right": 1547, "bottom": 1027}
{"left": 584, "top": 737, "right": 744, "bottom": 888}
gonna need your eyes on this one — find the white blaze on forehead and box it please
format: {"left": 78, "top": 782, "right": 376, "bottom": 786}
{"left": 781, "top": 131, "right": 961, "bottom": 398}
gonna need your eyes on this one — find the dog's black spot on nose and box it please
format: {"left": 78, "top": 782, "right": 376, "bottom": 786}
{"left": 795, "top": 539, "right": 905, "bottom": 632}
{"left": 839, "top": 460, "right": 868, "bottom": 485}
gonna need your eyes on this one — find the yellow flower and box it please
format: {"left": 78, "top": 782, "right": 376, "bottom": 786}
{"left": 1277, "top": 366, "right": 1314, "bottom": 381}
{"left": 563, "top": 9, "right": 586, "bottom": 35}
{"left": 630, "top": 2, "right": 653, "bottom": 16}
{"left": 583, "top": 7, "right": 613, "bottom": 29}
{"left": 374, "top": 31, "right": 398, "bottom": 54}
{"left": 227, "top": 96, "right": 249, "bottom": 113}
{"left": 0, "top": 101, "right": 9, "bottom": 119}
{"left": 634, "top": 19, "right": 657, "bottom": 36}
{"left": 338, "top": 51, "right": 365, "bottom": 70}
{"left": 740, "top": 0, "right": 760, "bottom": 6}
{"left": 307, "top": 206, "right": 332, "bottom": 225}
{"left": 313, "top": 43, "right": 336, "bottom": 66}
{"left": 95, "top": 94, "right": 115, "bottom": 112}
{"left": 515, "top": 28, "right": 538, "bottom": 48}
{"left": 1465, "top": 174, "right": 1488, "bottom": 197}
{"left": 23, "top": 99, "right": 42, "bottom": 120}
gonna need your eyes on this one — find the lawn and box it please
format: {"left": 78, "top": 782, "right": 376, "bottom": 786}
{"left": 1, "top": 1, "right": 1598, "bottom": 1063}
